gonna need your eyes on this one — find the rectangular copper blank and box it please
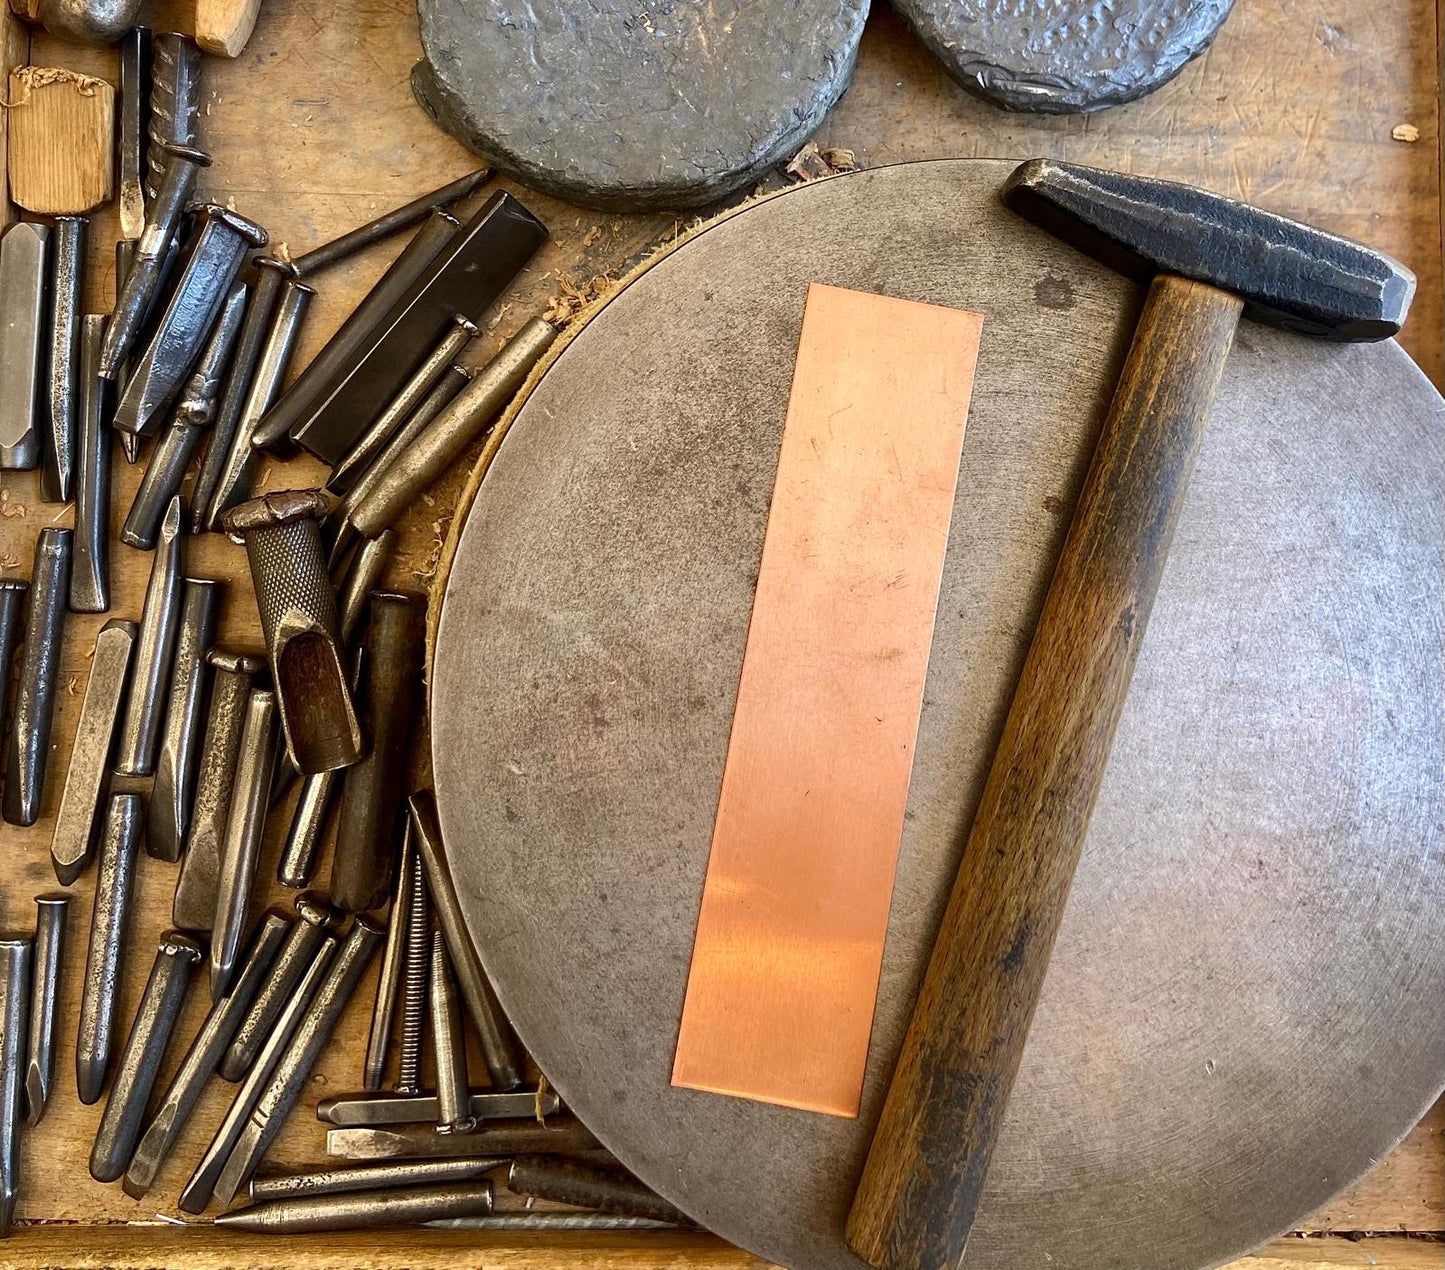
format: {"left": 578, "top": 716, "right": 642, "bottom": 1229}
{"left": 672, "top": 282, "right": 982, "bottom": 1117}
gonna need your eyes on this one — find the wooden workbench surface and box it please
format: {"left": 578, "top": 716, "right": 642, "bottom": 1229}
{"left": 0, "top": 0, "right": 1439, "bottom": 1265}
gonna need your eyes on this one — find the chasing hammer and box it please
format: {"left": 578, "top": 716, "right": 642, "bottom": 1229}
{"left": 845, "top": 159, "right": 1415, "bottom": 1270}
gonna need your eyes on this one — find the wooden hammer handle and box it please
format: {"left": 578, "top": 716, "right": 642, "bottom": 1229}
{"left": 846, "top": 273, "right": 1244, "bottom": 1270}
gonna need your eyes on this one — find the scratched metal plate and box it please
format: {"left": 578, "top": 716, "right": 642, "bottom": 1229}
{"left": 432, "top": 160, "right": 1445, "bottom": 1270}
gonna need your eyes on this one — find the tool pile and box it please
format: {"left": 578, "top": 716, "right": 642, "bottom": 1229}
{"left": 0, "top": 26, "right": 682, "bottom": 1239}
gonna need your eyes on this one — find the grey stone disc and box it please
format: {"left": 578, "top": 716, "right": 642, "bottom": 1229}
{"left": 411, "top": 0, "right": 869, "bottom": 211}
{"left": 432, "top": 160, "right": 1445, "bottom": 1270}
{"left": 896, "top": 0, "right": 1236, "bottom": 112}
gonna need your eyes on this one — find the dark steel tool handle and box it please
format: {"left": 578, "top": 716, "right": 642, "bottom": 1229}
{"left": 847, "top": 274, "right": 1244, "bottom": 1270}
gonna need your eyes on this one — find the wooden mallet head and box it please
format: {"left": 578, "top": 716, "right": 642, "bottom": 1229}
{"left": 1002, "top": 158, "right": 1414, "bottom": 341}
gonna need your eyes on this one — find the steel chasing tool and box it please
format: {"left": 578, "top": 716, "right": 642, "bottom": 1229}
{"left": 70, "top": 314, "right": 113, "bottom": 611}
{"left": 145, "top": 33, "right": 202, "bottom": 204}
{"left": 334, "top": 529, "right": 398, "bottom": 644}
{"left": 330, "top": 591, "right": 426, "bottom": 912}
{"left": 114, "top": 496, "right": 184, "bottom": 777}
{"left": 49, "top": 618, "right": 137, "bottom": 884}
{"left": 101, "top": 143, "right": 211, "bottom": 380}
{"left": 221, "top": 490, "right": 362, "bottom": 775}
{"left": 215, "top": 1181, "right": 494, "bottom": 1232}
{"left": 123, "top": 912, "right": 289, "bottom": 1199}
{"left": 24, "top": 895, "right": 67, "bottom": 1126}
{"left": 190, "top": 256, "right": 292, "bottom": 530}
{"left": 203, "top": 269, "right": 313, "bottom": 528}
{"left": 40, "top": 215, "right": 85, "bottom": 502}
{"left": 363, "top": 824, "right": 414, "bottom": 1090}
{"left": 173, "top": 649, "right": 263, "bottom": 933}
{"left": 507, "top": 1156, "right": 690, "bottom": 1224}
{"left": 210, "top": 688, "right": 278, "bottom": 1000}
{"left": 3, "top": 528, "right": 72, "bottom": 827}
{"left": 429, "top": 933, "right": 474, "bottom": 1135}
{"left": 113, "top": 239, "right": 139, "bottom": 464}
{"left": 148, "top": 577, "right": 222, "bottom": 861}
{"left": 394, "top": 845, "right": 429, "bottom": 1096}
{"left": 350, "top": 318, "right": 557, "bottom": 540}
{"left": 410, "top": 792, "right": 523, "bottom": 1091}
{"left": 327, "top": 315, "right": 477, "bottom": 493}
{"left": 292, "top": 170, "right": 491, "bottom": 278}
{"left": 250, "top": 210, "right": 461, "bottom": 453}
{"left": 326, "top": 1118, "right": 600, "bottom": 1161}
{"left": 113, "top": 205, "right": 268, "bottom": 440}
{"left": 430, "top": 1213, "right": 676, "bottom": 1232}
{"left": 275, "top": 762, "right": 344, "bottom": 890}
{"left": 0, "top": 583, "right": 26, "bottom": 703}
{"left": 318, "top": 1086, "right": 559, "bottom": 1128}
{"left": 251, "top": 1157, "right": 506, "bottom": 1203}
{"left": 213, "top": 918, "right": 385, "bottom": 1205}
{"left": 179, "top": 933, "right": 337, "bottom": 1214}
{"left": 0, "top": 222, "right": 48, "bottom": 471}
{"left": 0, "top": 937, "right": 31, "bottom": 1237}
{"left": 221, "top": 892, "right": 341, "bottom": 1082}
{"left": 122, "top": 279, "right": 247, "bottom": 549}
{"left": 77, "top": 793, "right": 142, "bottom": 1104}
{"left": 89, "top": 931, "right": 203, "bottom": 1182}
{"left": 118, "top": 26, "right": 150, "bottom": 239}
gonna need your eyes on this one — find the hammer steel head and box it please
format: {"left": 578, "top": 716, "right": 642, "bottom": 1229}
{"left": 1002, "top": 159, "right": 1415, "bottom": 341}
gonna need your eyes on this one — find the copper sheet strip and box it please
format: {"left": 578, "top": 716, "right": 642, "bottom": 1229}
{"left": 672, "top": 282, "right": 982, "bottom": 1117}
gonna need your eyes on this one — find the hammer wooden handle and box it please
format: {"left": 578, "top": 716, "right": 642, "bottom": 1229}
{"left": 846, "top": 273, "right": 1243, "bottom": 1270}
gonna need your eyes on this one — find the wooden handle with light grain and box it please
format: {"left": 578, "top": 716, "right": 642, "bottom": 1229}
{"left": 195, "top": 0, "right": 263, "bottom": 57}
{"left": 846, "top": 273, "right": 1245, "bottom": 1270}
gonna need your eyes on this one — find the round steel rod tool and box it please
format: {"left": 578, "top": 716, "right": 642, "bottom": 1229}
{"left": 24, "top": 895, "right": 68, "bottom": 1126}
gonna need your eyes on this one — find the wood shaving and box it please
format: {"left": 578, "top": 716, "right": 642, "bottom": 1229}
{"left": 7, "top": 65, "right": 112, "bottom": 107}
{"left": 0, "top": 488, "right": 25, "bottom": 518}
{"left": 542, "top": 272, "right": 620, "bottom": 327}
{"left": 582, "top": 225, "right": 603, "bottom": 248}
{"left": 786, "top": 140, "right": 857, "bottom": 183}
{"left": 0, "top": 554, "right": 18, "bottom": 570}
{"left": 413, "top": 514, "right": 454, "bottom": 582}
{"left": 66, "top": 676, "right": 77, "bottom": 696}
{"left": 1392, "top": 123, "right": 1420, "bottom": 143}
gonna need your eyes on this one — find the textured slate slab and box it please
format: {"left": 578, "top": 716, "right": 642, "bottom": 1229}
{"left": 896, "top": 0, "right": 1236, "bottom": 112}
{"left": 411, "top": 0, "right": 869, "bottom": 211}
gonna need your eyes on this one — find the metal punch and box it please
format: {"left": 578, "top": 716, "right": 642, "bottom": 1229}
{"left": 203, "top": 270, "right": 313, "bottom": 529}
{"left": 275, "top": 761, "right": 344, "bottom": 890}
{"left": 363, "top": 822, "right": 414, "bottom": 1090}
{"left": 77, "top": 793, "right": 143, "bottom": 1105}
{"left": 214, "top": 1180, "right": 494, "bottom": 1233}
{"left": 113, "top": 205, "right": 267, "bottom": 441}
{"left": 148, "top": 577, "right": 222, "bottom": 862}
{"left": 172, "top": 650, "right": 264, "bottom": 934}
{"left": 327, "top": 314, "right": 477, "bottom": 494}
{"left": 221, "top": 491, "right": 362, "bottom": 775}
{"left": 50, "top": 619, "right": 137, "bottom": 885}
{"left": 25, "top": 895, "right": 69, "bottom": 1127}
{"left": 71, "top": 314, "right": 113, "bottom": 611}
{"left": 330, "top": 591, "right": 427, "bottom": 912}
{"left": 123, "top": 279, "right": 247, "bottom": 550}
{"left": 334, "top": 529, "right": 398, "bottom": 644}
{"left": 250, "top": 1157, "right": 506, "bottom": 1203}
{"left": 41, "top": 216, "right": 85, "bottom": 503}
{"left": 395, "top": 843, "right": 429, "bottom": 1096}
{"left": 213, "top": 917, "right": 385, "bottom": 1205}
{"left": 210, "top": 688, "right": 278, "bottom": 1001}
{"left": 124, "top": 912, "right": 289, "bottom": 1200}
{"left": 0, "top": 223, "right": 48, "bottom": 471}
{"left": 292, "top": 169, "right": 490, "bottom": 279}
{"left": 410, "top": 792, "right": 524, "bottom": 1091}
{"left": 89, "top": 931, "right": 203, "bottom": 1182}
{"left": 318, "top": 1086, "right": 559, "bottom": 1129}
{"left": 0, "top": 583, "right": 26, "bottom": 704}
{"left": 291, "top": 192, "right": 548, "bottom": 466}
{"left": 179, "top": 932, "right": 337, "bottom": 1214}
{"left": 114, "top": 496, "right": 184, "bottom": 777}
{"left": 350, "top": 318, "right": 557, "bottom": 540}
{"left": 326, "top": 1117, "right": 601, "bottom": 1161}
{"left": 145, "top": 32, "right": 201, "bottom": 204}
{"left": 250, "top": 209, "right": 461, "bottom": 453}
{"left": 221, "top": 892, "right": 341, "bottom": 1082}
{"left": 429, "top": 932, "right": 474, "bottom": 1134}
{"left": 118, "top": 26, "right": 151, "bottom": 240}
{"left": 113, "top": 239, "right": 139, "bottom": 464}
{"left": 101, "top": 143, "right": 211, "bottom": 381}
{"left": 191, "top": 257, "right": 293, "bottom": 531}
{"left": 0, "top": 938, "right": 31, "bottom": 1237}
{"left": 3, "top": 528, "right": 72, "bottom": 827}
{"left": 507, "top": 1156, "right": 691, "bottom": 1225}
{"left": 326, "top": 368, "right": 470, "bottom": 569}
{"left": 430, "top": 1213, "right": 676, "bottom": 1232}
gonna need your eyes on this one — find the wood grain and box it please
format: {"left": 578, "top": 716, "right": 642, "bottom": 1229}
{"left": 195, "top": 0, "right": 264, "bottom": 58}
{"left": 6, "top": 65, "right": 113, "bottom": 213}
{"left": 846, "top": 275, "right": 1244, "bottom": 1270}
{"left": 0, "top": 0, "right": 1437, "bottom": 1266}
